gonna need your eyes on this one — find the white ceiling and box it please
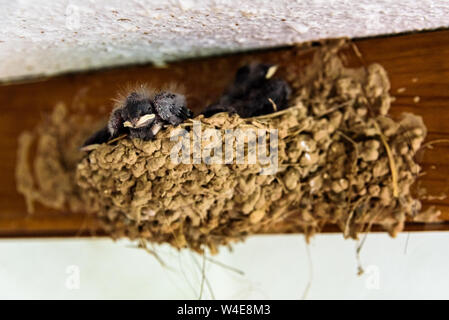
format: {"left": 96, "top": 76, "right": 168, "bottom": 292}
{"left": 1, "top": 0, "right": 448, "bottom": 80}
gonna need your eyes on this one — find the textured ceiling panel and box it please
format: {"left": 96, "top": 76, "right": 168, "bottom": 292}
{"left": 0, "top": 0, "right": 448, "bottom": 80}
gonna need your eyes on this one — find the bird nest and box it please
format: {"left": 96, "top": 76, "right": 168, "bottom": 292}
{"left": 16, "top": 43, "right": 439, "bottom": 254}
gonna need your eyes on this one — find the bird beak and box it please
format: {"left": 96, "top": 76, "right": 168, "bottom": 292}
{"left": 265, "top": 65, "right": 278, "bottom": 79}
{"left": 123, "top": 114, "right": 156, "bottom": 128}
{"left": 135, "top": 113, "right": 156, "bottom": 128}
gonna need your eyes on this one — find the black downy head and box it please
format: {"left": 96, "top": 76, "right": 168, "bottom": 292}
{"left": 117, "top": 92, "right": 158, "bottom": 140}
{"left": 202, "top": 63, "right": 291, "bottom": 118}
{"left": 81, "top": 88, "right": 193, "bottom": 150}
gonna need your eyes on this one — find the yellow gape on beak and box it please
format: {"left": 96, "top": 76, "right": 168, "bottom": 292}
{"left": 123, "top": 114, "right": 156, "bottom": 128}
{"left": 265, "top": 65, "right": 278, "bottom": 79}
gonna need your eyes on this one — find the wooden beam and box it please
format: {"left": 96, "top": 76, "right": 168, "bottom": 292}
{"left": 1, "top": 30, "right": 449, "bottom": 237}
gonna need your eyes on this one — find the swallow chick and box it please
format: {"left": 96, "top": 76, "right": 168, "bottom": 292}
{"left": 81, "top": 87, "right": 193, "bottom": 151}
{"left": 202, "top": 63, "right": 291, "bottom": 118}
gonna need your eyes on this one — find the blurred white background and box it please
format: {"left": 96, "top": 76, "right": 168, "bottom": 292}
{"left": 0, "top": 232, "right": 448, "bottom": 299}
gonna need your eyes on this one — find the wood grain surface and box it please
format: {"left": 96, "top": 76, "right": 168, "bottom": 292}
{"left": 1, "top": 30, "right": 448, "bottom": 237}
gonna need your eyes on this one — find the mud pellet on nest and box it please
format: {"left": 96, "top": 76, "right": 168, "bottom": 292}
{"left": 361, "top": 149, "right": 379, "bottom": 162}
{"left": 360, "top": 140, "right": 380, "bottom": 162}
{"left": 313, "top": 130, "right": 328, "bottom": 141}
{"left": 300, "top": 152, "right": 319, "bottom": 166}
{"left": 380, "top": 186, "right": 392, "bottom": 205}
{"left": 358, "top": 187, "right": 367, "bottom": 196}
{"left": 249, "top": 209, "right": 265, "bottom": 224}
{"left": 413, "top": 128, "right": 424, "bottom": 136}
{"left": 284, "top": 168, "right": 300, "bottom": 190}
{"left": 313, "top": 119, "right": 330, "bottom": 141}
{"left": 298, "top": 135, "right": 317, "bottom": 153}
{"left": 330, "top": 111, "right": 343, "bottom": 128}
{"left": 398, "top": 142, "right": 409, "bottom": 155}
{"left": 356, "top": 107, "right": 368, "bottom": 117}
{"left": 369, "top": 185, "right": 381, "bottom": 197}
{"left": 331, "top": 178, "right": 349, "bottom": 193}
{"left": 309, "top": 175, "right": 323, "bottom": 193}
{"left": 329, "top": 141, "right": 345, "bottom": 156}
{"left": 365, "top": 140, "right": 380, "bottom": 149}
{"left": 373, "top": 159, "right": 389, "bottom": 177}
{"left": 411, "top": 137, "right": 424, "bottom": 152}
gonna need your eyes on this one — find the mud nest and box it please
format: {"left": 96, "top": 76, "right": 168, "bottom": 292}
{"left": 17, "top": 43, "right": 439, "bottom": 254}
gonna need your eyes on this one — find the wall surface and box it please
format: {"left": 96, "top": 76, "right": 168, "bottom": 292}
{"left": 1, "top": 232, "right": 448, "bottom": 299}
{"left": 1, "top": 0, "right": 448, "bottom": 80}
